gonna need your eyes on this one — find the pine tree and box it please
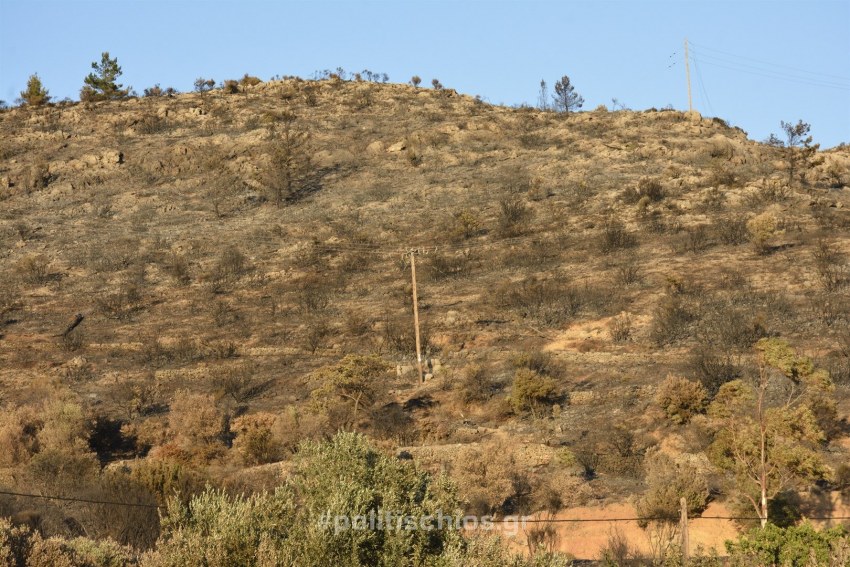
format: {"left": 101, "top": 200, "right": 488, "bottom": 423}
{"left": 551, "top": 75, "right": 584, "bottom": 113}
{"left": 80, "top": 52, "right": 128, "bottom": 101}
{"left": 20, "top": 74, "right": 50, "bottom": 106}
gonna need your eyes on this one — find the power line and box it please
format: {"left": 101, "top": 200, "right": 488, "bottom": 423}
{"left": 687, "top": 45, "right": 850, "bottom": 91}
{"left": 0, "top": 489, "right": 162, "bottom": 509}
{"left": 691, "top": 56, "right": 716, "bottom": 117}
{"left": 3, "top": 487, "right": 850, "bottom": 523}
{"left": 687, "top": 40, "right": 850, "bottom": 82}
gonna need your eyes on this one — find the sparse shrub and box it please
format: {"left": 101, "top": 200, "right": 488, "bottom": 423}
{"left": 458, "top": 364, "right": 502, "bottom": 403}
{"left": 212, "top": 365, "right": 270, "bottom": 405}
{"left": 168, "top": 390, "right": 227, "bottom": 458}
{"left": 259, "top": 111, "right": 312, "bottom": 206}
{"left": 221, "top": 79, "right": 240, "bottom": 94}
{"left": 15, "top": 254, "right": 50, "bottom": 284}
{"left": 714, "top": 214, "right": 749, "bottom": 245}
{"left": 655, "top": 375, "right": 707, "bottom": 424}
{"left": 143, "top": 84, "right": 176, "bottom": 97}
{"left": 551, "top": 75, "right": 583, "bottom": 113}
{"left": 636, "top": 178, "right": 664, "bottom": 202}
{"left": 231, "top": 412, "right": 283, "bottom": 465}
{"left": 513, "top": 350, "right": 559, "bottom": 377}
{"left": 450, "top": 209, "right": 483, "bottom": 240}
{"left": 193, "top": 77, "right": 215, "bottom": 93}
{"left": 19, "top": 74, "right": 51, "bottom": 106}
{"left": 615, "top": 259, "right": 642, "bottom": 286}
{"left": 239, "top": 73, "right": 262, "bottom": 91}
{"left": 813, "top": 239, "right": 846, "bottom": 292}
{"left": 428, "top": 250, "right": 474, "bottom": 280}
{"left": 677, "top": 224, "right": 711, "bottom": 254}
{"left": 636, "top": 451, "right": 709, "bottom": 563}
{"left": 650, "top": 293, "right": 696, "bottom": 345}
{"left": 510, "top": 368, "right": 558, "bottom": 418}
{"left": 599, "top": 217, "right": 636, "bottom": 254}
{"left": 431, "top": 78, "right": 443, "bottom": 90}
{"left": 747, "top": 212, "right": 778, "bottom": 254}
{"left": 96, "top": 282, "right": 142, "bottom": 320}
{"left": 608, "top": 312, "right": 632, "bottom": 342}
{"left": 497, "top": 196, "right": 532, "bottom": 237}
{"left": 410, "top": 75, "right": 422, "bottom": 87}
{"left": 686, "top": 347, "right": 741, "bottom": 397}
{"left": 161, "top": 252, "right": 191, "bottom": 285}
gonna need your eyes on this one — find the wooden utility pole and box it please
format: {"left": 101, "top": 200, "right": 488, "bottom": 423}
{"left": 680, "top": 497, "right": 690, "bottom": 566}
{"left": 409, "top": 251, "right": 425, "bottom": 384}
{"left": 684, "top": 38, "right": 693, "bottom": 112}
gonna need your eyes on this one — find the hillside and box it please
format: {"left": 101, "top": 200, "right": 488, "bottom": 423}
{"left": 1, "top": 77, "right": 849, "bottom": 562}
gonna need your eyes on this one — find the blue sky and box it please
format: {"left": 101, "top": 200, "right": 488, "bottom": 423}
{"left": 1, "top": 0, "right": 848, "bottom": 147}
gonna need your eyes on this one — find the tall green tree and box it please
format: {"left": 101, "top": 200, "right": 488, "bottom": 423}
{"left": 80, "top": 52, "right": 129, "bottom": 101}
{"left": 19, "top": 74, "right": 50, "bottom": 106}
{"left": 708, "top": 338, "right": 833, "bottom": 528}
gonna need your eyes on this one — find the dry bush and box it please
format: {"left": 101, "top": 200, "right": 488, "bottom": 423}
{"left": 747, "top": 211, "right": 778, "bottom": 254}
{"left": 0, "top": 405, "right": 42, "bottom": 466}
{"left": 599, "top": 217, "right": 636, "bottom": 254}
{"left": 685, "top": 347, "right": 741, "bottom": 397}
{"left": 449, "top": 209, "right": 484, "bottom": 241}
{"left": 96, "top": 282, "right": 142, "bottom": 321}
{"left": 649, "top": 293, "right": 697, "bottom": 346}
{"left": 457, "top": 364, "right": 503, "bottom": 404}
{"left": 615, "top": 259, "right": 642, "bottom": 286}
{"left": 208, "top": 245, "right": 250, "bottom": 289}
{"left": 696, "top": 296, "right": 767, "bottom": 352}
{"left": 674, "top": 224, "right": 712, "bottom": 254}
{"left": 608, "top": 312, "right": 633, "bottom": 342}
{"left": 0, "top": 283, "right": 21, "bottom": 319}
{"left": 623, "top": 178, "right": 664, "bottom": 204}
{"left": 451, "top": 443, "right": 516, "bottom": 515}
{"left": 599, "top": 527, "right": 643, "bottom": 566}
{"left": 512, "top": 350, "right": 560, "bottom": 377}
{"left": 129, "top": 457, "right": 208, "bottom": 506}
{"left": 212, "top": 364, "right": 272, "bottom": 404}
{"left": 655, "top": 375, "right": 707, "bottom": 425}
{"left": 161, "top": 252, "right": 191, "bottom": 285}
{"left": 813, "top": 239, "right": 847, "bottom": 292}
{"left": 230, "top": 412, "right": 283, "bottom": 465}
{"left": 296, "top": 274, "right": 334, "bottom": 315}
{"left": 15, "top": 254, "right": 51, "bottom": 284}
{"left": 167, "top": 390, "right": 227, "bottom": 458}
{"left": 370, "top": 402, "right": 417, "bottom": 444}
{"left": 497, "top": 196, "right": 532, "bottom": 237}
{"left": 572, "top": 426, "right": 648, "bottom": 480}
{"left": 495, "top": 277, "right": 614, "bottom": 327}
{"left": 427, "top": 250, "right": 475, "bottom": 280}
{"left": 713, "top": 214, "right": 749, "bottom": 245}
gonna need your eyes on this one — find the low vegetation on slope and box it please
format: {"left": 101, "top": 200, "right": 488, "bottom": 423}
{"left": 1, "top": 73, "right": 849, "bottom": 564}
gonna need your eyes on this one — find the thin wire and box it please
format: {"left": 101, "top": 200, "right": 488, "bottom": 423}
{"left": 3, "top": 488, "right": 849, "bottom": 523}
{"left": 691, "top": 55, "right": 716, "bottom": 117}
{"left": 688, "top": 40, "right": 850, "bottom": 82}
{"left": 691, "top": 55, "right": 850, "bottom": 91}
{"left": 0, "top": 489, "right": 163, "bottom": 509}
{"left": 690, "top": 52, "right": 850, "bottom": 90}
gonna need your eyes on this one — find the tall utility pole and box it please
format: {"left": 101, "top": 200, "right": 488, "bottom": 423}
{"left": 684, "top": 38, "right": 693, "bottom": 112}
{"left": 409, "top": 250, "right": 425, "bottom": 384}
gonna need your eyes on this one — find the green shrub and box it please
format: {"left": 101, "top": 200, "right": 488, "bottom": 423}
{"left": 147, "top": 432, "right": 465, "bottom": 566}
{"left": 725, "top": 523, "right": 848, "bottom": 567}
{"left": 655, "top": 375, "right": 707, "bottom": 424}
{"left": 510, "top": 369, "right": 558, "bottom": 417}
